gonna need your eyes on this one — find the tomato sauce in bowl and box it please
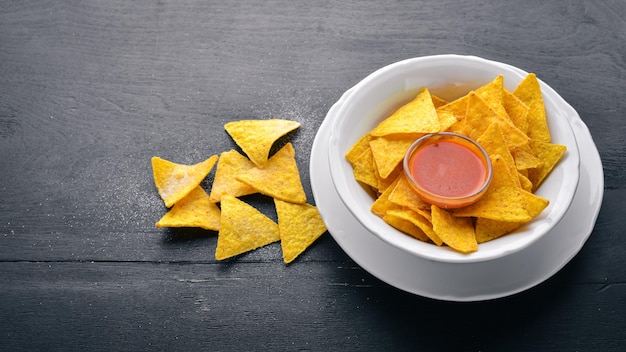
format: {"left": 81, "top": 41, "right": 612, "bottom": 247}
{"left": 404, "top": 132, "right": 492, "bottom": 209}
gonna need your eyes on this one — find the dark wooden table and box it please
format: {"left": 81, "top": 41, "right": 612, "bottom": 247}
{"left": 1, "top": 1, "right": 624, "bottom": 351}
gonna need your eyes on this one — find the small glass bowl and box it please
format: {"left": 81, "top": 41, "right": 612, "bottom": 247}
{"left": 403, "top": 132, "right": 493, "bottom": 209}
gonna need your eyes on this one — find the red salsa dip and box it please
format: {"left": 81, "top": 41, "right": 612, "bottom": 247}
{"left": 404, "top": 133, "right": 492, "bottom": 209}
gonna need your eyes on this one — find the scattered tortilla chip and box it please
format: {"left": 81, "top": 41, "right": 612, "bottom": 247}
{"left": 156, "top": 186, "right": 221, "bottom": 231}
{"left": 224, "top": 119, "right": 301, "bottom": 167}
{"left": 215, "top": 196, "right": 280, "bottom": 260}
{"left": 275, "top": 199, "right": 327, "bottom": 264}
{"left": 209, "top": 150, "right": 257, "bottom": 203}
{"left": 152, "top": 155, "right": 218, "bottom": 208}
{"left": 513, "top": 73, "right": 551, "bottom": 143}
{"left": 431, "top": 205, "right": 477, "bottom": 253}
{"left": 370, "top": 88, "right": 440, "bottom": 137}
{"left": 237, "top": 143, "right": 307, "bottom": 204}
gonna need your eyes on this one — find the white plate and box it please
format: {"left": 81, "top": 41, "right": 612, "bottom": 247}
{"left": 310, "top": 87, "right": 603, "bottom": 302}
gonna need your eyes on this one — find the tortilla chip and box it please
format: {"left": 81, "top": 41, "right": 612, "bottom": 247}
{"left": 431, "top": 94, "right": 448, "bottom": 108}
{"left": 352, "top": 147, "right": 379, "bottom": 190}
{"left": 237, "top": 143, "right": 307, "bottom": 204}
{"left": 275, "top": 200, "right": 327, "bottom": 264}
{"left": 437, "top": 95, "right": 468, "bottom": 134}
{"left": 528, "top": 140, "right": 567, "bottom": 191}
{"left": 475, "top": 190, "right": 549, "bottom": 243}
{"left": 503, "top": 89, "right": 530, "bottom": 134}
{"left": 431, "top": 205, "right": 477, "bottom": 253}
{"left": 224, "top": 119, "right": 301, "bottom": 167}
{"left": 156, "top": 186, "right": 221, "bottom": 231}
{"left": 513, "top": 73, "right": 551, "bottom": 143}
{"left": 388, "top": 174, "right": 431, "bottom": 213}
{"left": 346, "top": 134, "right": 373, "bottom": 165}
{"left": 512, "top": 144, "right": 542, "bottom": 171}
{"left": 465, "top": 92, "right": 529, "bottom": 148}
{"left": 209, "top": 150, "right": 257, "bottom": 203}
{"left": 215, "top": 196, "right": 280, "bottom": 260}
{"left": 453, "top": 155, "right": 531, "bottom": 222}
{"left": 371, "top": 176, "right": 402, "bottom": 217}
{"left": 387, "top": 208, "right": 442, "bottom": 246}
{"left": 370, "top": 88, "right": 440, "bottom": 137}
{"left": 476, "top": 122, "right": 520, "bottom": 187}
{"left": 474, "top": 75, "right": 507, "bottom": 118}
{"left": 383, "top": 212, "right": 430, "bottom": 242}
{"left": 369, "top": 135, "right": 417, "bottom": 179}
{"left": 152, "top": 155, "right": 218, "bottom": 208}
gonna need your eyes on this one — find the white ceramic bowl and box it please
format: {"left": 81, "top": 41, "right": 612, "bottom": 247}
{"left": 328, "top": 54, "right": 580, "bottom": 263}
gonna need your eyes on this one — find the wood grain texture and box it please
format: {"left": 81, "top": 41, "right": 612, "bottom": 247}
{"left": 1, "top": 0, "right": 625, "bottom": 351}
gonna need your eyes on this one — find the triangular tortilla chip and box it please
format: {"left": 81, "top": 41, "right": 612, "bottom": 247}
{"left": 345, "top": 134, "right": 373, "bottom": 165}
{"left": 474, "top": 75, "right": 507, "bottom": 118}
{"left": 370, "top": 88, "right": 440, "bottom": 137}
{"left": 209, "top": 150, "right": 257, "bottom": 203}
{"left": 388, "top": 174, "right": 431, "bottom": 214}
{"left": 475, "top": 190, "right": 549, "bottom": 243}
{"left": 383, "top": 212, "right": 430, "bottom": 242}
{"left": 275, "top": 199, "right": 327, "bottom": 264}
{"left": 352, "top": 147, "right": 379, "bottom": 190}
{"left": 152, "top": 155, "right": 218, "bottom": 208}
{"left": 528, "top": 140, "right": 567, "bottom": 191}
{"left": 387, "top": 208, "right": 443, "bottom": 246}
{"left": 215, "top": 196, "right": 280, "bottom": 260}
{"left": 224, "top": 119, "right": 301, "bottom": 167}
{"left": 369, "top": 135, "right": 416, "bottom": 179}
{"left": 156, "top": 186, "right": 221, "bottom": 231}
{"left": 437, "top": 95, "right": 469, "bottom": 134}
{"left": 465, "top": 92, "right": 529, "bottom": 149}
{"left": 431, "top": 205, "right": 477, "bottom": 253}
{"left": 476, "top": 122, "right": 520, "bottom": 188}
{"left": 513, "top": 73, "right": 551, "bottom": 143}
{"left": 236, "top": 143, "right": 307, "bottom": 204}
{"left": 431, "top": 94, "right": 448, "bottom": 108}
{"left": 503, "top": 89, "right": 530, "bottom": 134}
{"left": 453, "top": 155, "right": 531, "bottom": 222}
{"left": 371, "top": 176, "right": 402, "bottom": 217}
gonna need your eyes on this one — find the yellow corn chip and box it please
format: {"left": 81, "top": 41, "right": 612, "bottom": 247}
{"left": 431, "top": 205, "right": 477, "bottom": 253}
{"left": 383, "top": 212, "right": 430, "bottom": 242}
{"left": 437, "top": 95, "right": 468, "bottom": 134}
{"left": 453, "top": 155, "right": 531, "bottom": 222}
{"left": 369, "top": 135, "right": 417, "bottom": 179}
{"left": 388, "top": 174, "right": 431, "bottom": 213}
{"left": 528, "top": 140, "right": 567, "bottom": 191}
{"left": 345, "top": 134, "right": 373, "bottom": 165}
{"left": 431, "top": 94, "right": 448, "bottom": 108}
{"left": 237, "top": 143, "right": 307, "bottom": 204}
{"left": 152, "top": 155, "right": 218, "bottom": 208}
{"left": 376, "top": 161, "right": 402, "bottom": 193}
{"left": 352, "top": 148, "right": 379, "bottom": 190}
{"left": 275, "top": 199, "right": 327, "bottom": 264}
{"left": 476, "top": 122, "right": 520, "bottom": 187}
{"left": 474, "top": 75, "right": 507, "bottom": 118}
{"left": 215, "top": 196, "right": 280, "bottom": 260}
{"left": 371, "top": 176, "right": 402, "bottom": 217}
{"left": 475, "top": 190, "right": 549, "bottom": 243}
{"left": 513, "top": 73, "right": 551, "bottom": 143}
{"left": 156, "top": 186, "right": 221, "bottom": 231}
{"left": 503, "top": 89, "right": 530, "bottom": 134}
{"left": 465, "top": 92, "right": 529, "bottom": 148}
{"left": 370, "top": 88, "right": 440, "bottom": 137}
{"left": 512, "top": 144, "right": 542, "bottom": 171}
{"left": 209, "top": 150, "right": 257, "bottom": 203}
{"left": 224, "top": 119, "right": 301, "bottom": 167}
{"left": 387, "top": 208, "right": 443, "bottom": 246}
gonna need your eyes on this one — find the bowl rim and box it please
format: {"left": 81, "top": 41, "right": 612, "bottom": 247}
{"left": 327, "top": 54, "right": 581, "bottom": 263}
